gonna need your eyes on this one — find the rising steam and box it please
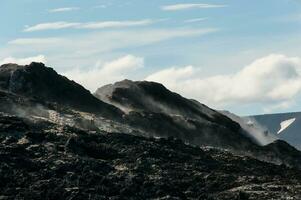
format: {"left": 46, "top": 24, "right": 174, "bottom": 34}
{"left": 221, "top": 111, "right": 277, "bottom": 145}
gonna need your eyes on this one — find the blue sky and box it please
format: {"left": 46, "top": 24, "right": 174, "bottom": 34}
{"left": 1, "top": 0, "right": 301, "bottom": 115}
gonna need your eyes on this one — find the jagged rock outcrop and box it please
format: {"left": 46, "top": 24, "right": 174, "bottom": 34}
{"left": 0, "top": 63, "right": 123, "bottom": 119}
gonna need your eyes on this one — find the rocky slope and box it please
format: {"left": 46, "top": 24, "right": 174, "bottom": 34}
{"left": 1, "top": 64, "right": 301, "bottom": 167}
{"left": 0, "top": 63, "right": 123, "bottom": 119}
{"left": 1, "top": 112, "right": 301, "bottom": 200}
{"left": 94, "top": 80, "right": 301, "bottom": 167}
{"left": 95, "top": 79, "right": 222, "bottom": 120}
{"left": 0, "top": 64, "right": 255, "bottom": 152}
{"left": 95, "top": 80, "right": 255, "bottom": 151}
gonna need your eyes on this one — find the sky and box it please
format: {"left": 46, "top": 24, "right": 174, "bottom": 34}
{"left": 1, "top": 0, "right": 301, "bottom": 116}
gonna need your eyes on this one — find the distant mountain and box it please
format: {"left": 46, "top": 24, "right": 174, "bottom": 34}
{"left": 251, "top": 112, "right": 301, "bottom": 150}
{"left": 0, "top": 63, "right": 123, "bottom": 119}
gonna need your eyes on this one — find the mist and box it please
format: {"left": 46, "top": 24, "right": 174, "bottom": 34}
{"left": 221, "top": 111, "right": 277, "bottom": 146}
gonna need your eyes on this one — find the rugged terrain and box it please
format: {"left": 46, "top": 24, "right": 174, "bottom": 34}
{"left": 0, "top": 63, "right": 259, "bottom": 152}
{"left": 95, "top": 80, "right": 301, "bottom": 168}
{"left": 0, "top": 63, "right": 122, "bottom": 118}
{"left": 1, "top": 112, "right": 301, "bottom": 200}
{"left": 1, "top": 63, "right": 301, "bottom": 199}
{"left": 95, "top": 80, "right": 268, "bottom": 151}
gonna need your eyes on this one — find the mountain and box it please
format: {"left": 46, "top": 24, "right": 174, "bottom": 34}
{"left": 94, "top": 80, "right": 301, "bottom": 167}
{"left": 1, "top": 63, "right": 301, "bottom": 167}
{"left": 95, "top": 79, "right": 223, "bottom": 121}
{"left": 0, "top": 64, "right": 266, "bottom": 155}
{"left": 95, "top": 80, "right": 252, "bottom": 149}
{"left": 95, "top": 80, "right": 276, "bottom": 150}
{"left": 95, "top": 79, "right": 243, "bottom": 131}
{"left": 1, "top": 63, "right": 301, "bottom": 199}
{"left": 0, "top": 63, "right": 123, "bottom": 119}
{"left": 250, "top": 112, "right": 301, "bottom": 150}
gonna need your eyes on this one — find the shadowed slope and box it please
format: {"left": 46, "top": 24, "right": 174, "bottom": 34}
{"left": 0, "top": 62, "right": 123, "bottom": 119}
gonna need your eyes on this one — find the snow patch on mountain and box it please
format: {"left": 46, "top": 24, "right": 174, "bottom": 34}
{"left": 277, "top": 118, "right": 296, "bottom": 134}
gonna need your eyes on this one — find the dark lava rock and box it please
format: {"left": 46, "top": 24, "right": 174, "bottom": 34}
{"left": 0, "top": 113, "right": 301, "bottom": 199}
{"left": 95, "top": 79, "right": 237, "bottom": 129}
{"left": 0, "top": 63, "right": 123, "bottom": 119}
{"left": 95, "top": 80, "right": 263, "bottom": 152}
{"left": 261, "top": 140, "right": 301, "bottom": 167}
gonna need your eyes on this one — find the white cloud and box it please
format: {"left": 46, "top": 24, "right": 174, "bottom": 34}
{"left": 93, "top": 5, "right": 108, "bottom": 9}
{"left": 63, "top": 55, "right": 143, "bottom": 91}
{"left": 161, "top": 3, "right": 226, "bottom": 11}
{"left": 8, "top": 38, "right": 64, "bottom": 45}
{"left": 0, "top": 55, "right": 46, "bottom": 65}
{"left": 48, "top": 7, "right": 80, "bottom": 13}
{"left": 24, "top": 19, "right": 155, "bottom": 32}
{"left": 146, "top": 66, "right": 199, "bottom": 82}
{"left": 79, "top": 19, "right": 153, "bottom": 29}
{"left": 146, "top": 54, "right": 301, "bottom": 110}
{"left": 24, "top": 22, "right": 80, "bottom": 32}
{"left": 184, "top": 18, "right": 208, "bottom": 23}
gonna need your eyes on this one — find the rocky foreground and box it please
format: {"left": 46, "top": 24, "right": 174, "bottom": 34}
{"left": 1, "top": 113, "right": 301, "bottom": 200}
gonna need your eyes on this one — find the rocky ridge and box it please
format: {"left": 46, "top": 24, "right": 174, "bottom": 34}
{"left": 0, "top": 63, "right": 301, "bottom": 199}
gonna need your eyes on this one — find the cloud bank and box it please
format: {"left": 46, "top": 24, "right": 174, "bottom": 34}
{"left": 2, "top": 53, "right": 300, "bottom": 114}
{"left": 0, "top": 55, "right": 46, "bottom": 65}
{"left": 63, "top": 55, "right": 143, "bottom": 92}
{"left": 146, "top": 54, "right": 301, "bottom": 111}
